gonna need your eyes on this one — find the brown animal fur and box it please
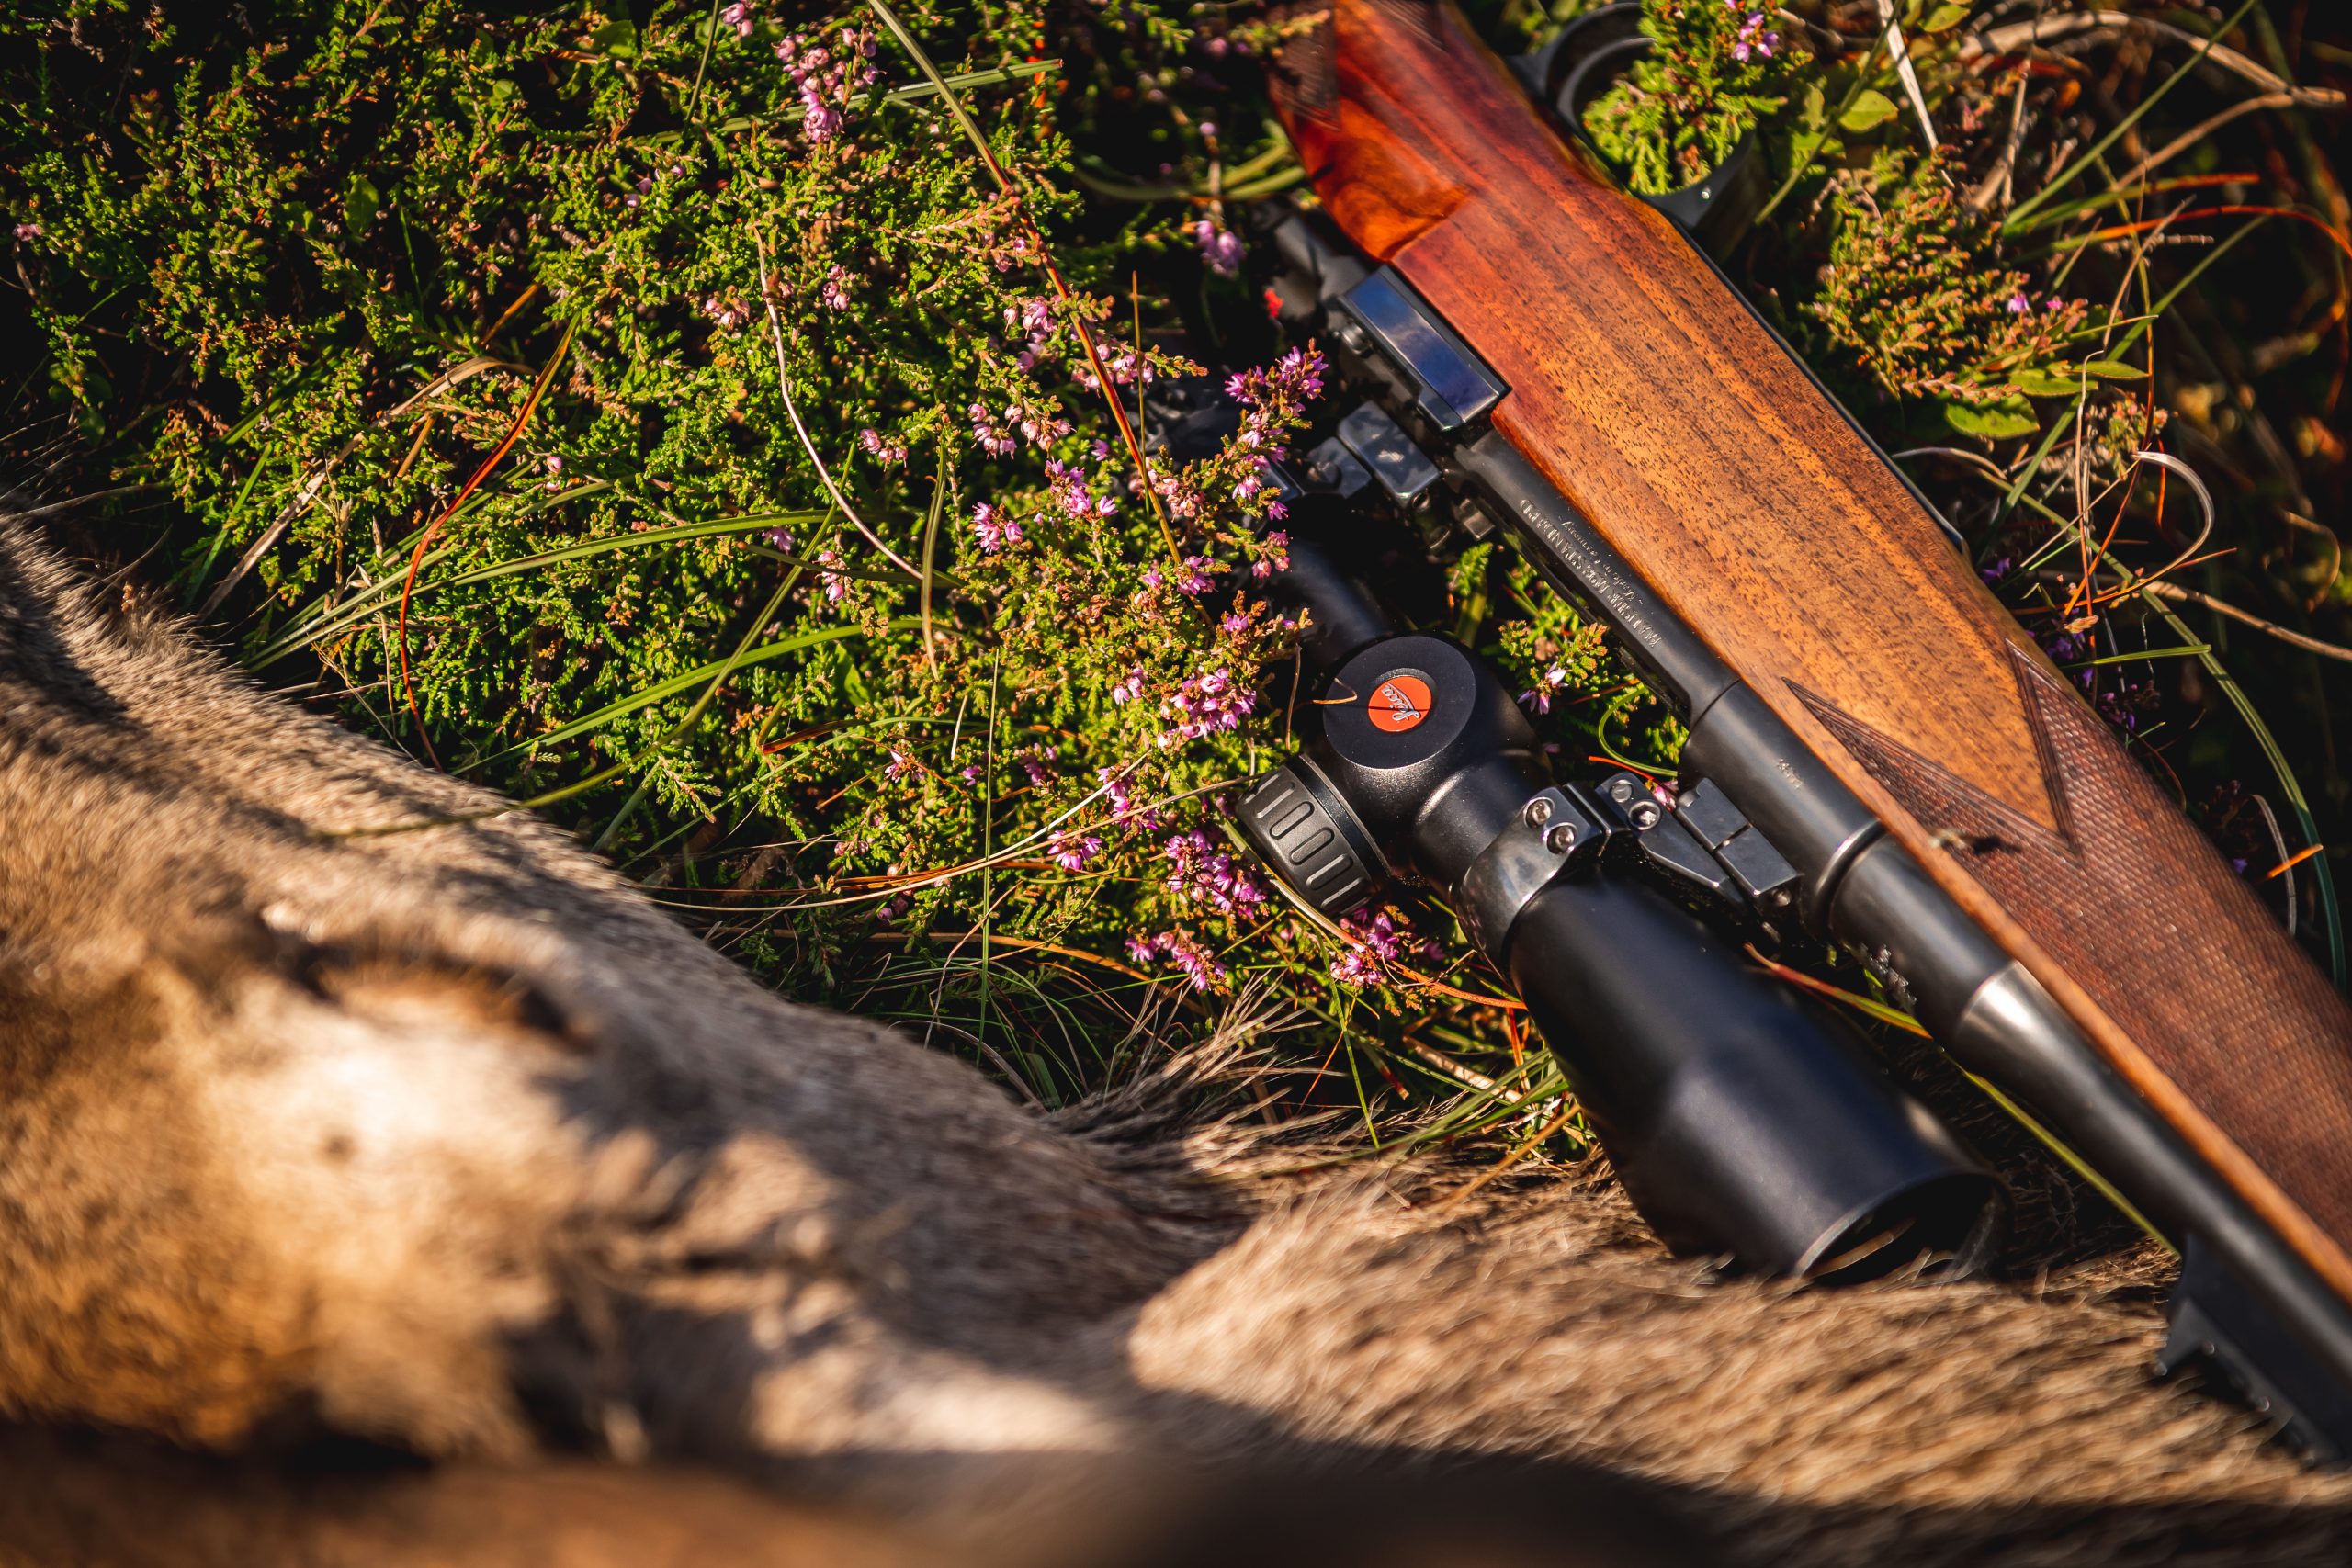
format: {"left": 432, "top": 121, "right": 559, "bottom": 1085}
{"left": 0, "top": 519, "right": 2346, "bottom": 1564}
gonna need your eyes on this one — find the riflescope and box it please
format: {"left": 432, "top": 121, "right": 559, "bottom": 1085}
{"left": 1237, "top": 502, "right": 2000, "bottom": 1282}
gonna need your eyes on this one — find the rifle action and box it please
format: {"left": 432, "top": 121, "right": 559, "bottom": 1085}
{"left": 1222, "top": 0, "right": 2352, "bottom": 1451}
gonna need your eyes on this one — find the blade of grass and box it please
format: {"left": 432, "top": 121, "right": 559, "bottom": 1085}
{"left": 2005, "top": 171, "right": 2261, "bottom": 235}
{"left": 2068, "top": 644, "right": 2211, "bottom": 666}
{"left": 2150, "top": 588, "right": 2345, "bottom": 984}
{"left": 2057, "top": 508, "right": 2346, "bottom": 982}
{"left": 919, "top": 438, "right": 945, "bottom": 674}
{"left": 255, "top": 509, "right": 826, "bottom": 666}
{"left": 682, "top": 0, "right": 723, "bottom": 126}
{"left": 2003, "top": 0, "right": 2262, "bottom": 231}
{"left": 1752, "top": 41, "right": 1883, "bottom": 231}
{"left": 752, "top": 235, "right": 918, "bottom": 578}
{"left": 979, "top": 649, "right": 1001, "bottom": 1047}
{"left": 2106, "top": 213, "right": 2269, "bottom": 361}
{"left": 592, "top": 541, "right": 818, "bottom": 850}
{"left": 398, "top": 322, "right": 577, "bottom": 765}
{"left": 198, "top": 351, "right": 527, "bottom": 618}
{"left": 185, "top": 444, "right": 277, "bottom": 609}
{"left": 643, "top": 59, "right": 1061, "bottom": 146}
{"left": 481, "top": 616, "right": 912, "bottom": 768}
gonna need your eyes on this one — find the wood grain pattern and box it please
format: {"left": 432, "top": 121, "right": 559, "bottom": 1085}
{"left": 1274, "top": 0, "right": 2352, "bottom": 1296}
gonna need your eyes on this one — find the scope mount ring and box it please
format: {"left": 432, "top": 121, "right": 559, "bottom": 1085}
{"left": 1456, "top": 784, "right": 1625, "bottom": 959}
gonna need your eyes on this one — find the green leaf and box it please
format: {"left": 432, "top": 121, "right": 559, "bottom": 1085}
{"left": 1796, "top": 79, "right": 1828, "bottom": 136}
{"left": 1839, "top": 90, "right": 1899, "bottom": 132}
{"left": 1943, "top": 397, "right": 2040, "bottom": 439}
{"left": 1922, "top": 3, "right": 1969, "bottom": 33}
{"left": 591, "top": 19, "right": 638, "bottom": 58}
{"left": 343, "top": 173, "right": 379, "bottom": 233}
{"left": 2076, "top": 357, "right": 2147, "bottom": 381}
{"left": 2012, "top": 367, "right": 2079, "bottom": 398}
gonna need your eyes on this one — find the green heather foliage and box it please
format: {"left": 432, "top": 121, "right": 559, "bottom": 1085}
{"left": 4, "top": 0, "right": 2348, "bottom": 1142}
{"left": 1582, "top": 0, "right": 1796, "bottom": 195}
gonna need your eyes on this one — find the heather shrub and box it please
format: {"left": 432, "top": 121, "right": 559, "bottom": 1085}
{"left": 1582, "top": 0, "right": 1797, "bottom": 194}
{"left": 4, "top": 0, "right": 2346, "bottom": 1146}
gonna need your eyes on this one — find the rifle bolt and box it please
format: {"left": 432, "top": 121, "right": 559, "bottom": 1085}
{"left": 1544, "top": 824, "right": 1577, "bottom": 854}
{"left": 1523, "top": 796, "right": 1554, "bottom": 829}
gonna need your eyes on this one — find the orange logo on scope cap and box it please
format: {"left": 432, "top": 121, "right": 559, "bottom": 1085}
{"left": 1367, "top": 672, "right": 1433, "bottom": 733}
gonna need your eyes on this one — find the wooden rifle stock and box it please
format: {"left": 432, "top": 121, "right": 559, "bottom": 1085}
{"left": 1269, "top": 0, "right": 2352, "bottom": 1398}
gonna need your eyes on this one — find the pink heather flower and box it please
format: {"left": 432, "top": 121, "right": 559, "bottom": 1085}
{"left": 1048, "top": 830, "right": 1103, "bottom": 872}
{"left": 1009, "top": 400, "right": 1074, "bottom": 447}
{"left": 1731, "top": 8, "right": 1779, "bottom": 62}
{"left": 1176, "top": 555, "right": 1216, "bottom": 596}
{"left": 1517, "top": 665, "right": 1569, "bottom": 715}
{"left": 1098, "top": 765, "right": 1163, "bottom": 831}
{"left": 816, "top": 546, "right": 847, "bottom": 603}
{"left": 703, "top": 293, "right": 750, "bottom": 330}
{"left": 1330, "top": 903, "right": 1443, "bottom": 987}
{"left": 1075, "top": 345, "right": 1154, "bottom": 392}
{"left": 1229, "top": 344, "right": 1328, "bottom": 409}
{"left": 858, "top": 427, "right": 907, "bottom": 464}
{"left": 885, "top": 747, "right": 922, "bottom": 781}
{"left": 1192, "top": 218, "right": 1244, "bottom": 276}
{"left": 1003, "top": 296, "right": 1055, "bottom": 337}
{"left": 1002, "top": 297, "right": 1057, "bottom": 369}
{"left": 1162, "top": 828, "right": 1269, "bottom": 915}
{"left": 1219, "top": 610, "right": 1251, "bottom": 637}
{"left": 763, "top": 525, "right": 795, "bottom": 552}
{"left": 1160, "top": 667, "right": 1255, "bottom": 745}
{"left": 1277, "top": 345, "right": 1325, "bottom": 399}
{"left": 1251, "top": 529, "right": 1291, "bottom": 580}
{"left": 1015, "top": 745, "right": 1059, "bottom": 791}
{"left": 2006, "top": 291, "right": 2031, "bottom": 314}
{"left": 820, "top": 265, "right": 852, "bottom": 311}
{"left": 970, "top": 502, "right": 1023, "bottom": 554}
{"left": 1127, "top": 928, "right": 1228, "bottom": 992}
{"left": 1148, "top": 474, "right": 1204, "bottom": 524}
{"left": 969, "top": 403, "right": 1016, "bottom": 457}
{"left": 719, "top": 1, "right": 753, "bottom": 36}
{"left": 1044, "top": 458, "right": 1118, "bottom": 520}
{"left": 776, "top": 27, "right": 875, "bottom": 143}
{"left": 12, "top": 221, "right": 40, "bottom": 242}
{"left": 957, "top": 762, "right": 983, "bottom": 784}
{"left": 1109, "top": 668, "right": 1146, "bottom": 705}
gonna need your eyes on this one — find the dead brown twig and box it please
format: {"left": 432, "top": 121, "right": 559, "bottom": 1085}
{"left": 1962, "top": 10, "right": 2345, "bottom": 110}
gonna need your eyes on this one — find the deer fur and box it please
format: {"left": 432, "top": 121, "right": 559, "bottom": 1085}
{"left": 0, "top": 517, "right": 2346, "bottom": 1565}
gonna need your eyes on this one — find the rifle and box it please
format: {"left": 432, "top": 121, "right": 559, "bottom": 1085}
{"left": 1223, "top": 0, "right": 2352, "bottom": 1450}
